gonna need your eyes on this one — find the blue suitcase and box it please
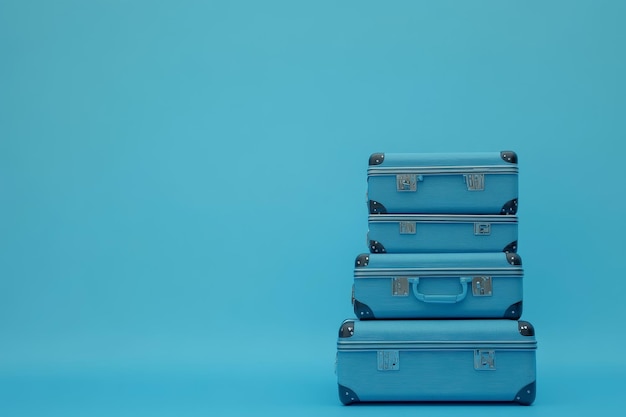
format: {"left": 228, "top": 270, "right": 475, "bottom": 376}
{"left": 367, "top": 151, "right": 518, "bottom": 215}
{"left": 367, "top": 213, "right": 518, "bottom": 253}
{"left": 352, "top": 252, "right": 523, "bottom": 319}
{"left": 336, "top": 319, "right": 537, "bottom": 405}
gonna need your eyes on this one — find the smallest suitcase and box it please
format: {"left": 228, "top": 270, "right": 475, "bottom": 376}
{"left": 367, "top": 213, "right": 518, "bottom": 254}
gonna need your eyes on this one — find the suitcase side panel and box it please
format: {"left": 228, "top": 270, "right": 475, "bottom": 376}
{"left": 367, "top": 172, "right": 518, "bottom": 215}
{"left": 367, "top": 219, "right": 518, "bottom": 253}
{"left": 337, "top": 319, "right": 536, "bottom": 405}
{"left": 353, "top": 275, "right": 523, "bottom": 319}
{"left": 336, "top": 349, "right": 536, "bottom": 403}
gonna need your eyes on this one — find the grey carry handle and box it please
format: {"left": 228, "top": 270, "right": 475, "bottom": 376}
{"left": 411, "top": 277, "right": 472, "bottom": 304}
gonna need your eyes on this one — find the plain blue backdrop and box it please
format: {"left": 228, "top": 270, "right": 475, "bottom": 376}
{"left": 1, "top": 1, "right": 625, "bottom": 415}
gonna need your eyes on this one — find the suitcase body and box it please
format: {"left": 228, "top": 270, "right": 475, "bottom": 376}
{"left": 367, "top": 214, "right": 518, "bottom": 254}
{"left": 336, "top": 319, "right": 536, "bottom": 405}
{"left": 352, "top": 252, "right": 523, "bottom": 319}
{"left": 367, "top": 151, "right": 518, "bottom": 215}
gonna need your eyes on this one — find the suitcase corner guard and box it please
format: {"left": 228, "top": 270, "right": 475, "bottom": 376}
{"left": 368, "top": 200, "right": 387, "bottom": 214}
{"left": 369, "top": 153, "right": 385, "bottom": 166}
{"left": 500, "top": 150, "right": 518, "bottom": 164}
{"left": 503, "top": 301, "right": 523, "bottom": 319}
{"left": 503, "top": 241, "right": 518, "bottom": 253}
{"left": 369, "top": 240, "right": 386, "bottom": 254}
{"left": 506, "top": 252, "right": 522, "bottom": 265}
{"left": 353, "top": 299, "right": 375, "bottom": 319}
{"left": 339, "top": 320, "right": 355, "bottom": 338}
{"left": 518, "top": 321, "right": 535, "bottom": 336}
{"left": 514, "top": 381, "right": 536, "bottom": 405}
{"left": 338, "top": 384, "right": 360, "bottom": 405}
{"left": 354, "top": 254, "right": 370, "bottom": 267}
{"left": 501, "top": 198, "right": 518, "bottom": 215}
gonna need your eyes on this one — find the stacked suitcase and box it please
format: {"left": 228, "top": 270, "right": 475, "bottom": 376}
{"left": 336, "top": 151, "right": 537, "bottom": 405}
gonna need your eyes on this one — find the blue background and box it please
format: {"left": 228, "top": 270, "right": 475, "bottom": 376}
{"left": 1, "top": 1, "right": 625, "bottom": 415}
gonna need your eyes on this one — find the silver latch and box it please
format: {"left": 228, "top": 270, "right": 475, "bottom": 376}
{"left": 377, "top": 350, "right": 400, "bottom": 371}
{"left": 392, "top": 277, "right": 410, "bottom": 296}
{"left": 474, "top": 350, "right": 496, "bottom": 370}
{"left": 399, "top": 221, "right": 416, "bottom": 234}
{"left": 464, "top": 174, "right": 485, "bottom": 191}
{"left": 472, "top": 276, "right": 492, "bottom": 297}
{"left": 396, "top": 174, "right": 417, "bottom": 192}
{"left": 474, "top": 222, "right": 491, "bottom": 235}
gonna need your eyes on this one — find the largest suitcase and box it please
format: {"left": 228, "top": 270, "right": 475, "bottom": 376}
{"left": 336, "top": 319, "right": 537, "bottom": 405}
{"left": 367, "top": 151, "right": 518, "bottom": 215}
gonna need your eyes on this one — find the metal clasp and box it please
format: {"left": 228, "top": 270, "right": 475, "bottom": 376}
{"left": 399, "top": 221, "right": 416, "bottom": 234}
{"left": 474, "top": 350, "right": 496, "bottom": 370}
{"left": 472, "top": 276, "right": 492, "bottom": 297}
{"left": 474, "top": 222, "right": 491, "bottom": 235}
{"left": 392, "top": 277, "right": 410, "bottom": 296}
{"left": 396, "top": 174, "right": 417, "bottom": 192}
{"left": 378, "top": 350, "right": 400, "bottom": 371}
{"left": 464, "top": 174, "right": 485, "bottom": 191}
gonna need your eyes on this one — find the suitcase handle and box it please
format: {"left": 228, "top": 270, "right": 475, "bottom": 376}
{"left": 411, "top": 277, "right": 472, "bottom": 303}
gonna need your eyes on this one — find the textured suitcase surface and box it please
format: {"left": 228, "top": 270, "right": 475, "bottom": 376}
{"left": 352, "top": 252, "right": 523, "bottom": 319}
{"left": 367, "top": 214, "right": 518, "bottom": 254}
{"left": 336, "top": 319, "right": 536, "bottom": 405}
{"left": 367, "top": 151, "right": 518, "bottom": 215}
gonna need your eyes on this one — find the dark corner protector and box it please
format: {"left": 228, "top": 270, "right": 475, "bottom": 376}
{"left": 368, "top": 200, "right": 387, "bottom": 214}
{"left": 506, "top": 252, "right": 522, "bottom": 265}
{"left": 355, "top": 254, "right": 370, "bottom": 267}
{"left": 518, "top": 321, "right": 535, "bottom": 337}
{"left": 514, "top": 381, "right": 536, "bottom": 406}
{"left": 503, "top": 241, "right": 518, "bottom": 254}
{"left": 501, "top": 151, "right": 518, "bottom": 164}
{"left": 501, "top": 198, "right": 518, "bottom": 215}
{"left": 353, "top": 299, "right": 375, "bottom": 320}
{"left": 338, "top": 384, "right": 360, "bottom": 405}
{"left": 339, "top": 320, "right": 355, "bottom": 338}
{"left": 503, "top": 301, "right": 523, "bottom": 319}
{"left": 369, "top": 240, "right": 386, "bottom": 254}
{"left": 369, "top": 153, "right": 385, "bottom": 166}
